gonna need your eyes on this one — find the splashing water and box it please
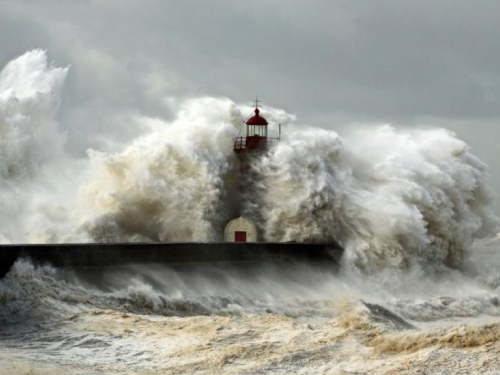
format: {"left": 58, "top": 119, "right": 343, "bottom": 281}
{"left": 0, "top": 50, "right": 497, "bottom": 272}
{"left": 1, "top": 49, "right": 500, "bottom": 374}
{"left": 255, "top": 125, "right": 498, "bottom": 271}
{"left": 2, "top": 239, "right": 500, "bottom": 374}
{"left": 77, "top": 97, "right": 241, "bottom": 243}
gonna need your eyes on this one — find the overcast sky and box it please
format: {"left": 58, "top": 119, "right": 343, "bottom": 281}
{"left": 1, "top": 0, "right": 500, "bottom": 210}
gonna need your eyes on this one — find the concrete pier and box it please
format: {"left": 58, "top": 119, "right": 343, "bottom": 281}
{"left": 0, "top": 242, "right": 343, "bottom": 278}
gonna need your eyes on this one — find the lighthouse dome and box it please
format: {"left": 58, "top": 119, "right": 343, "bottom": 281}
{"left": 246, "top": 108, "right": 268, "bottom": 125}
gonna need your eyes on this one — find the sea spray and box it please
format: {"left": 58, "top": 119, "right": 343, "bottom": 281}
{"left": 77, "top": 97, "right": 241, "bottom": 242}
{"left": 0, "top": 49, "right": 67, "bottom": 181}
{"left": 0, "top": 50, "right": 497, "bottom": 272}
{"left": 0, "top": 50, "right": 77, "bottom": 244}
{"left": 255, "top": 126, "right": 498, "bottom": 271}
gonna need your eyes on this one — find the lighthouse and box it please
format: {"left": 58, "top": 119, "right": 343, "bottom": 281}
{"left": 224, "top": 99, "right": 280, "bottom": 242}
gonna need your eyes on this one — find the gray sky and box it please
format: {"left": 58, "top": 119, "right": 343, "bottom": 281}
{"left": 1, "top": 0, "right": 499, "bottom": 210}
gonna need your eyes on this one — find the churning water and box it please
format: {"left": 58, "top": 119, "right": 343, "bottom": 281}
{"left": 1, "top": 50, "right": 500, "bottom": 374}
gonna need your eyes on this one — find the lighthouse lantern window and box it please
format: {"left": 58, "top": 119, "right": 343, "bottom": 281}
{"left": 247, "top": 124, "right": 268, "bottom": 137}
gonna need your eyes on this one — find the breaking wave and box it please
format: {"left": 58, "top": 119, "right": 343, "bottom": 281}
{"left": 0, "top": 259, "right": 341, "bottom": 323}
{"left": 0, "top": 50, "right": 498, "bottom": 273}
{"left": 255, "top": 126, "right": 498, "bottom": 271}
{"left": 78, "top": 98, "right": 240, "bottom": 243}
{"left": 3, "top": 252, "right": 500, "bottom": 374}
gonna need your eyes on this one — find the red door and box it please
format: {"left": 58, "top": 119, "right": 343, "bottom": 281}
{"left": 235, "top": 231, "right": 247, "bottom": 242}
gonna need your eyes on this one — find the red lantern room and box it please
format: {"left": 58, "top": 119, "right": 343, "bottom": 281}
{"left": 234, "top": 99, "right": 280, "bottom": 154}
{"left": 246, "top": 108, "right": 268, "bottom": 135}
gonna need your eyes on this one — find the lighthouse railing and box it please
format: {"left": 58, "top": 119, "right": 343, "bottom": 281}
{"left": 234, "top": 136, "right": 246, "bottom": 150}
{"left": 233, "top": 136, "right": 280, "bottom": 151}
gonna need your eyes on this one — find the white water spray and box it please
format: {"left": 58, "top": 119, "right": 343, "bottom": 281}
{"left": 0, "top": 50, "right": 497, "bottom": 272}
{"left": 255, "top": 126, "right": 498, "bottom": 271}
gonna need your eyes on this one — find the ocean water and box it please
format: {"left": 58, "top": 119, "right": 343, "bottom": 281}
{"left": 1, "top": 50, "right": 500, "bottom": 374}
{"left": 2, "top": 237, "right": 500, "bottom": 374}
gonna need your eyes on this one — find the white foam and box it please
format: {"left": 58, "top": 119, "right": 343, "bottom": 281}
{"left": 0, "top": 50, "right": 497, "bottom": 272}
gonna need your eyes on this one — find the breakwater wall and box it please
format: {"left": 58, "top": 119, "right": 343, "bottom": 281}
{"left": 0, "top": 242, "right": 343, "bottom": 278}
